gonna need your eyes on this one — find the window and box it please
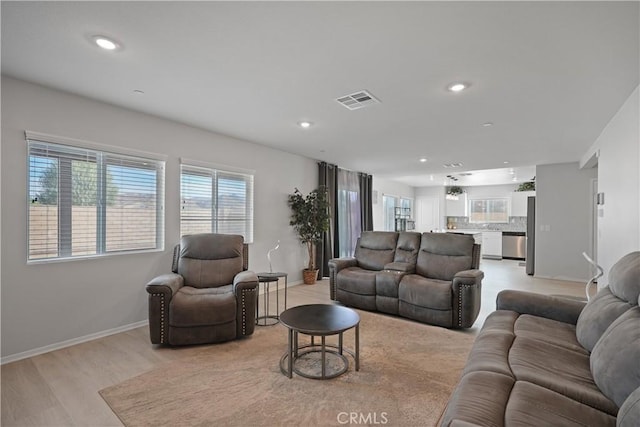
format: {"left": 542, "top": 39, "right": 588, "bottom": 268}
{"left": 27, "top": 135, "right": 165, "bottom": 261}
{"left": 180, "top": 163, "right": 254, "bottom": 242}
{"left": 382, "top": 195, "right": 413, "bottom": 231}
{"left": 382, "top": 195, "right": 396, "bottom": 231}
{"left": 469, "top": 198, "right": 509, "bottom": 223}
{"left": 337, "top": 169, "right": 362, "bottom": 258}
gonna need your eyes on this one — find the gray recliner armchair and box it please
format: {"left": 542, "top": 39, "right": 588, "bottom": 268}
{"left": 146, "top": 233, "right": 259, "bottom": 346}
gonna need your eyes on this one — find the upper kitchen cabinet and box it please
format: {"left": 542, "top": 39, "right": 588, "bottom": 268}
{"left": 445, "top": 193, "right": 467, "bottom": 217}
{"left": 511, "top": 191, "right": 535, "bottom": 217}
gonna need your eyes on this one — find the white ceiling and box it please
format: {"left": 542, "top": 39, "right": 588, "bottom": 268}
{"left": 2, "top": 2, "right": 638, "bottom": 187}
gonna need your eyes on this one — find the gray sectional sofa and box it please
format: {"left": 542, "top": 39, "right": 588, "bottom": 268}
{"left": 329, "top": 231, "right": 484, "bottom": 328}
{"left": 441, "top": 251, "right": 640, "bottom": 427}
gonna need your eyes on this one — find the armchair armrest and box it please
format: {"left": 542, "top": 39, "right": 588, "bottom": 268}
{"left": 383, "top": 261, "right": 415, "bottom": 273}
{"left": 146, "top": 273, "right": 184, "bottom": 297}
{"left": 146, "top": 273, "right": 183, "bottom": 344}
{"left": 496, "top": 290, "right": 586, "bottom": 325}
{"left": 233, "top": 270, "right": 259, "bottom": 291}
{"left": 233, "top": 270, "right": 259, "bottom": 337}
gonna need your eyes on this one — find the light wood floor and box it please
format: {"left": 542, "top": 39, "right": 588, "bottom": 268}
{"left": 1, "top": 259, "right": 589, "bottom": 426}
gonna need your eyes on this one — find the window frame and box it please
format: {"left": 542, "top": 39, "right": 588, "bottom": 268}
{"left": 180, "top": 159, "right": 254, "bottom": 243}
{"left": 26, "top": 131, "right": 166, "bottom": 263}
{"left": 468, "top": 197, "right": 510, "bottom": 224}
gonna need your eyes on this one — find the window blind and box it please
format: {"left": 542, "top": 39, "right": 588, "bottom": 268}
{"left": 180, "top": 164, "right": 254, "bottom": 243}
{"left": 27, "top": 139, "right": 165, "bottom": 261}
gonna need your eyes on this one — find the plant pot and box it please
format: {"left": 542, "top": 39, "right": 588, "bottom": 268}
{"left": 302, "top": 269, "right": 319, "bottom": 285}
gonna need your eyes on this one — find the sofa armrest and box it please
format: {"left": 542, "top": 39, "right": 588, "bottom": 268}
{"left": 496, "top": 290, "right": 586, "bottom": 325}
{"left": 328, "top": 257, "right": 358, "bottom": 300}
{"left": 146, "top": 273, "right": 184, "bottom": 344}
{"left": 453, "top": 269, "right": 484, "bottom": 285}
{"left": 383, "top": 261, "right": 415, "bottom": 273}
{"left": 233, "top": 270, "right": 258, "bottom": 337}
{"left": 452, "top": 270, "right": 484, "bottom": 328}
{"left": 328, "top": 257, "right": 357, "bottom": 273}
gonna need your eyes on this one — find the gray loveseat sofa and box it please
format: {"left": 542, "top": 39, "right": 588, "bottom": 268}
{"left": 328, "top": 231, "right": 483, "bottom": 328}
{"left": 441, "top": 251, "right": 640, "bottom": 426}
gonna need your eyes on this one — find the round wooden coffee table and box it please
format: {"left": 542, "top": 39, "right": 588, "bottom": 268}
{"left": 279, "top": 304, "right": 360, "bottom": 379}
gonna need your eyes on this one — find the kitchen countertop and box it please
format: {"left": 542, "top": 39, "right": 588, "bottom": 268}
{"left": 446, "top": 229, "right": 525, "bottom": 235}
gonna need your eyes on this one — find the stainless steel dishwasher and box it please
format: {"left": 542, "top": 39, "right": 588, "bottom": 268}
{"left": 502, "top": 232, "right": 526, "bottom": 260}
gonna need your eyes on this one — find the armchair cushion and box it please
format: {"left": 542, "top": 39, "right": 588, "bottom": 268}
{"left": 170, "top": 285, "right": 236, "bottom": 327}
{"left": 178, "top": 234, "right": 244, "bottom": 288}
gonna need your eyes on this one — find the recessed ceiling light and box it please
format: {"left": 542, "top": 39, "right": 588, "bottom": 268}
{"left": 503, "top": 161, "right": 509, "bottom": 164}
{"left": 483, "top": 122, "right": 493, "bottom": 127}
{"left": 93, "top": 35, "right": 119, "bottom": 50}
{"left": 298, "top": 121, "right": 312, "bottom": 128}
{"left": 419, "top": 158, "right": 428, "bottom": 163}
{"left": 447, "top": 82, "right": 468, "bottom": 92}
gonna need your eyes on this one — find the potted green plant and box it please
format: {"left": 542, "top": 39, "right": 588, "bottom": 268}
{"left": 288, "top": 187, "right": 330, "bottom": 284}
{"left": 446, "top": 185, "right": 464, "bottom": 196}
{"left": 516, "top": 177, "right": 536, "bottom": 192}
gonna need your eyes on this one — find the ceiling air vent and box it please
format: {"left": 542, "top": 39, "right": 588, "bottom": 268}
{"left": 336, "top": 90, "right": 380, "bottom": 110}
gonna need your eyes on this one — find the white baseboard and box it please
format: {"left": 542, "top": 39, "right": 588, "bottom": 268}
{"left": 1, "top": 320, "right": 149, "bottom": 365}
{"left": 2, "top": 279, "right": 318, "bottom": 364}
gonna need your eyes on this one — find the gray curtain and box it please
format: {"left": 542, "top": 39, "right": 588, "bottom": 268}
{"left": 359, "top": 172, "right": 373, "bottom": 231}
{"left": 318, "top": 162, "right": 338, "bottom": 278}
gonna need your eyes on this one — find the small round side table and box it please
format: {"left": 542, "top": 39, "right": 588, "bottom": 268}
{"left": 256, "top": 272, "right": 288, "bottom": 326}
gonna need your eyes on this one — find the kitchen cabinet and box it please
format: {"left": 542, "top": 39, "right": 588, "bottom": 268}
{"left": 511, "top": 191, "right": 535, "bottom": 217}
{"left": 482, "top": 231, "right": 502, "bottom": 259}
{"left": 445, "top": 193, "right": 467, "bottom": 217}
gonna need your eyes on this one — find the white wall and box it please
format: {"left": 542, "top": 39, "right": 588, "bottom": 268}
{"left": 580, "top": 86, "right": 640, "bottom": 282}
{"left": 0, "top": 77, "right": 317, "bottom": 360}
{"left": 535, "top": 162, "right": 597, "bottom": 282}
{"left": 371, "top": 177, "right": 415, "bottom": 231}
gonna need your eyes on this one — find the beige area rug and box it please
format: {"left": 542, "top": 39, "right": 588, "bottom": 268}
{"left": 100, "top": 309, "right": 475, "bottom": 427}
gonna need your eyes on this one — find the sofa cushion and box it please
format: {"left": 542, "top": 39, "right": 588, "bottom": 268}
{"left": 376, "top": 270, "right": 404, "bottom": 298}
{"left": 170, "top": 285, "right": 236, "bottom": 327}
{"left": 416, "top": 233, "right": 474, "bottom": 281}
{"left": 514, "top": 314, "right": 587, "bottom": 354}
{"left": 354, "top": 231, "right": 398, "bottom": 270}
{"left": 440, "top": 371, "right": 516, "bottom": 427}
{"left": 393, "top": 232, "right": 421, "bottom": 264}
{"left": 461, "top": 329, "right": 515, "bottom": 378}
{"left": 336, "top": 267, "right": 377, "bottom": 295}
{"left": 509, "top": 336, "right": 618, "bottom": 415}
{"left": 504, "top": 381, "right": 616, "bottom": 427}
{"left": 577, "top": 252, "right": 640, "bottom": 351}
{"left": 591, "top": 306, "right": 640, "bottom": 408}
{"left": 618, "top": 386, "right": 640, "bottom": 427}
{"left": 608, "top": 251, "right": 640, "bottom": 305}
{"left": 576, "top": 287, "right": 634, "bottom": 351}
{"left": 398, "top": 274, "right": 452, "bottom": 310}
